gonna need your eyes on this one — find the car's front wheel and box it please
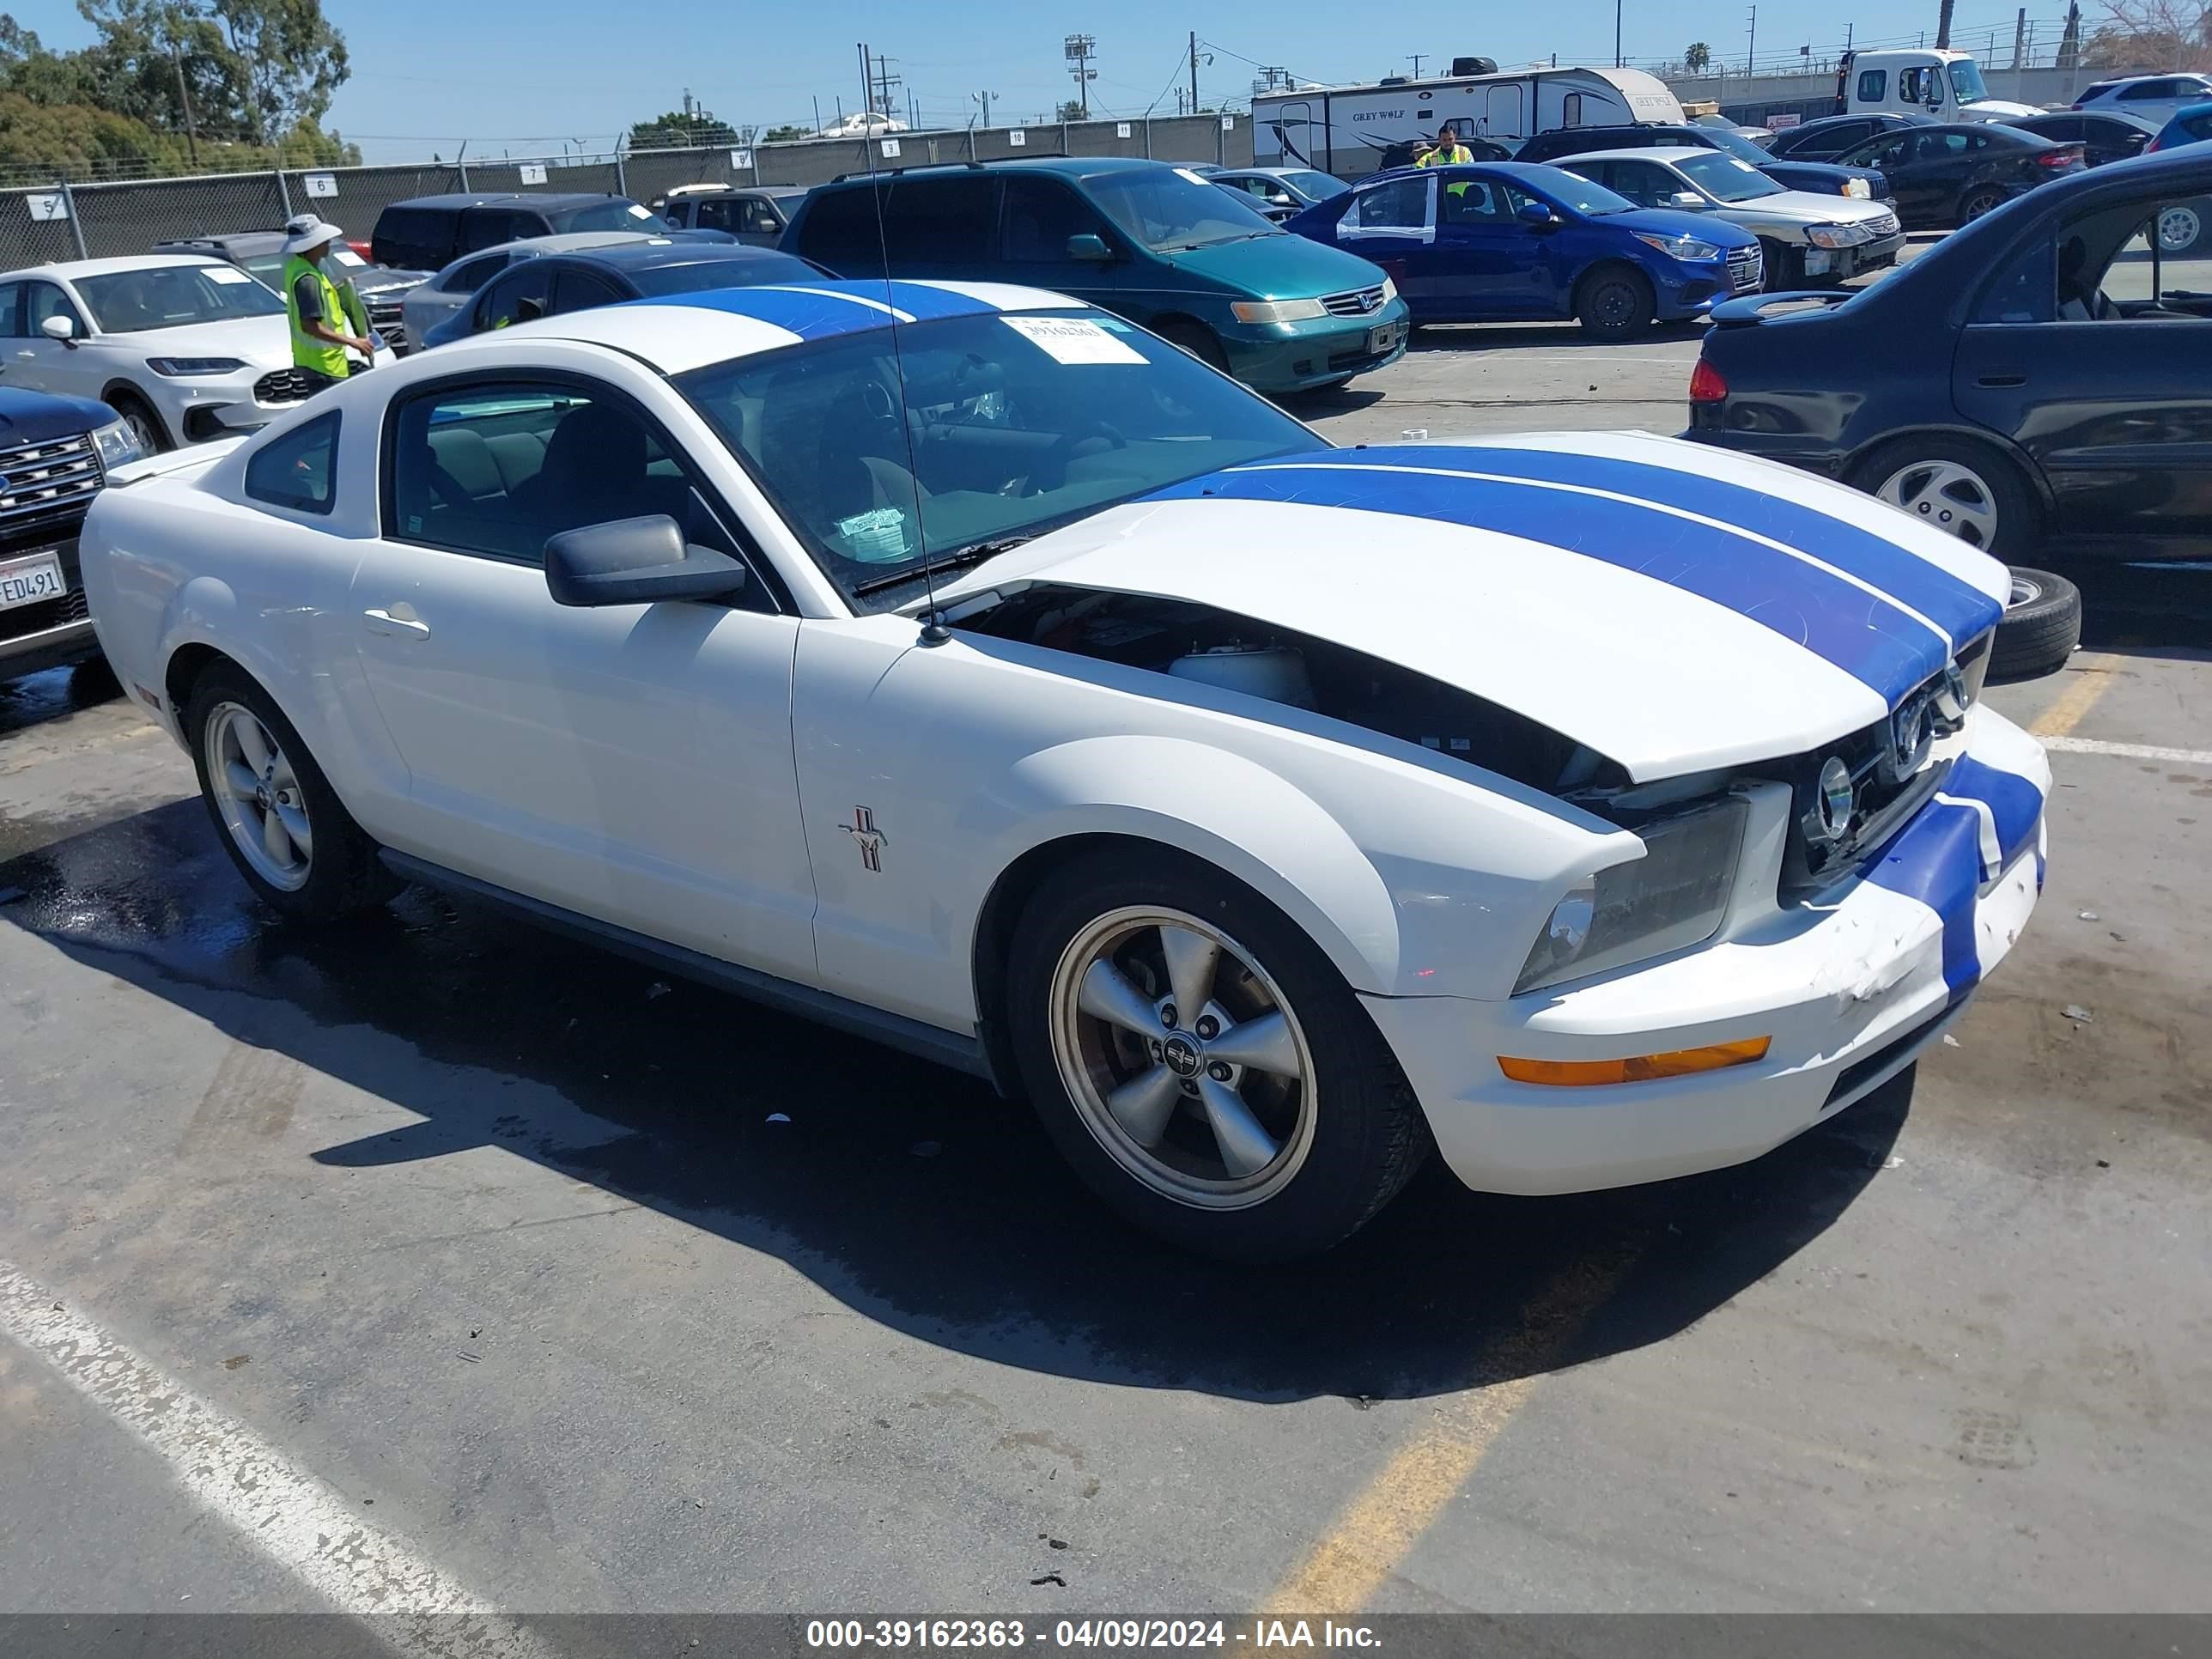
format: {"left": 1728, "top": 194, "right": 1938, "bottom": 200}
{"left": 1006, "top": 848, "right": 1429, "bottom": 1261}
{"left": 185, "top": 659, "right": 398, "bottom": 921}
{"left": 1574, "top": 264, "right": 1655, "bottom": 341}
{"left": 2156, "top": 201, "right": 2203, "bottom": 256}
{"left": 1957, "top": 187, "right": 2007, "bottom": 226}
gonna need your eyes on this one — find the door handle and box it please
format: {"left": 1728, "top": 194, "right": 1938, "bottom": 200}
{"left": 362, "top": 607, "right": 430, "bottom": 638}
{"left": 1976, "top": 374, "right": 2027, "bottom": 388}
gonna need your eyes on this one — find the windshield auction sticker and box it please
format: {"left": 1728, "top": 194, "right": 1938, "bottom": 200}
{"left": 1000, "top": 315, "right": 1146, "bottom": 365}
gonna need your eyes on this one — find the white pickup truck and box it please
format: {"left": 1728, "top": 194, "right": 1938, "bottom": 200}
{"left": 1838, "top": 49, "right": 2043, "bottom": 125}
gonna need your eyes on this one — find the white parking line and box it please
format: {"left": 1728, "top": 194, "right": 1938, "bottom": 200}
{"left": 0, "top": 1261, "right": 557, "bottom": 1658}
{"left": 2043, "top": 734, "right": 2212, "bottom": 768}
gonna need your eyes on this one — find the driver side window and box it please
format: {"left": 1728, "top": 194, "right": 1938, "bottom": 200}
{"left": 1340, "top": 177, "right": 1432, "bottom": 237}
{"left": 476, "top": 264, "right": 556, "bottom": 332}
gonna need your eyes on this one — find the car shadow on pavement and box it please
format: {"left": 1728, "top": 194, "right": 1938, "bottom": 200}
{"left": 1, "top": 796, "right": 1905, "bottom": 1404}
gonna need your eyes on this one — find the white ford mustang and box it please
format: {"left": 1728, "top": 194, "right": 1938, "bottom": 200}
{"left": 80, "top": 279, "right": 2049, "bottom": 1259}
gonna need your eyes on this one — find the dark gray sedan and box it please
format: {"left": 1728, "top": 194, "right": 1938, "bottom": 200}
{"left": 1209, "top": 167, "right": 1352, "bottom": 222}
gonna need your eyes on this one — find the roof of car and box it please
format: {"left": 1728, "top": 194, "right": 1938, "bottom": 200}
{"left": 155, "top": 230, "right": 286, "bottom": 255}
{"left": 824, "top": 155, "right": 1185, "bottom": 187}
{"left": 5, "top": 253, "right": 224, "bottom": 280}
{"left": 473, "top": 277, "right": 1083, "bottom": 376}
{"left": 552, "top": 241, "right": 804, "bottom": 272}
{"left": 385, "top": 191, "right": 624, "bottom": 212}
{"left": 1543, "top": 145, "right": 1717, "bottom": 164}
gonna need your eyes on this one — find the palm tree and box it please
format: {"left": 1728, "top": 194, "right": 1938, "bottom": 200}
{"left": 1685, "top": 40, "right": 1713, "bottom": 73}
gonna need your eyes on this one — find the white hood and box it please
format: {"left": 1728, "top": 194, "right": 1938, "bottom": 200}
{"left": 1963, "top": 99, "right": 2045, "bottom": 120}
{"left": 939, "top": 433, "right": 2009, "bottom": 781}
{"left": 114, "top": 313, "right": 290, "bottom": 370}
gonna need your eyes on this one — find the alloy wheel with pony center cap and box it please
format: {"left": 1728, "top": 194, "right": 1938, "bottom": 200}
{"left": 204, "top": 701, "right": 313, "bottom": 891}
{"left": 1048, "top": 906, "right": 1318, "bottom": 1208}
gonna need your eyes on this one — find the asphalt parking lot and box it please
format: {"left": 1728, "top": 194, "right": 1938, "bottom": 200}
{"left": 2, "top": 283, "right": 2209, "bottom": 1637}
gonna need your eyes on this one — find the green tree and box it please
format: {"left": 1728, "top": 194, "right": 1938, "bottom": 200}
{"left": 207, "top": 0, "right": 349, "bottom": 140}
{"left": 762, "top": 124, "right": 810, "bottom": 142}
{"left": 1684, "top": 41, "right": 1712, "bottom": 73}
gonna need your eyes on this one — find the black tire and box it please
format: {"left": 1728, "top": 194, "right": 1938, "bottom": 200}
{"left": 1005, "top": 847, "right": 1430, "bottom": 1261}
{"left": 184, "top": 659, "right": 399, "bottom": 922}
{"left": 1152, "top": 318, "right": 1230, "bottom": 371}
{"left": 1989, "top": 566, "right": 2081, "bottom": 682}
{"left": 1574, "top": 264, "right": 1655, "bottom": 341}
{"left": 1758, "top": 237, "right": 1797, "bottom": 289}
{"left": 107, "top": 388, "right": 172, "bottom": 453}
{"left": 1957, "top": 187, "right": 2005, "bottom": 227}
{"left": 1851, "top": 434, "right": 2040, "bottom": 562}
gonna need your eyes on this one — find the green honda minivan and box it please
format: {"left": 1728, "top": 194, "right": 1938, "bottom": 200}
{"left": 783, "top": 156, "right": 1410, "bottom": 393}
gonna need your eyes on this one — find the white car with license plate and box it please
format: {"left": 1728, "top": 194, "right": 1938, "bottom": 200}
{"left": 0, "top": 255, "right": 396, "bottom": 450}
{"left": 80, "top": 280, "right": 2048, "bottom": 1259}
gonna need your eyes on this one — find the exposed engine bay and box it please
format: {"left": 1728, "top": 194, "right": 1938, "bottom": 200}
{"left": 957, "top": 585, "right": 1622, "bottom": 796}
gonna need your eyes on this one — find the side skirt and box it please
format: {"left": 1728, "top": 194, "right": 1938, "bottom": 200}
{"left": 379, "top": 850, "right": 995, "bottom": 1083}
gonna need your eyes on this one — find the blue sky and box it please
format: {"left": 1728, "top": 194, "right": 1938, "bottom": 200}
{"left": 11, "top": 0, "right": 2083, "bottom": 161}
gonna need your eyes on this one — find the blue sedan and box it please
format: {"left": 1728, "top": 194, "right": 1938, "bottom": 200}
{"left": 1284, "top": 162, "right": 1765, "bottom": 340}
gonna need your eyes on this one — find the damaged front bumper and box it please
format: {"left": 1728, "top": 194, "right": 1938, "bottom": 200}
{"left": 1364, "top": 704, "right": 2050, "bottom": 1195}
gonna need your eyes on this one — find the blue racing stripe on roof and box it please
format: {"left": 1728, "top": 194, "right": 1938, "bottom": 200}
{"left": 1147, "top": 457, "right": 1953, "bottom": 707}
{"left": 1412, "top": 445, "right": 2003, "bottom": 648}
{"left": 629, "top": 279, "right": 999, "bottom": 339}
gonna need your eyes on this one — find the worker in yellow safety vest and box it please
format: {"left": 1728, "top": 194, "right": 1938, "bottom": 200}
{"left": 280, "top": 214, "right": 376, "bottom": 392}
{"left": 1417, "top": 123, "right": 1475, "bottom": 167}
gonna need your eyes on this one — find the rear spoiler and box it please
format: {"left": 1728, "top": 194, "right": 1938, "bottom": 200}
{"left": 1710, "top": 290, "right": 1856, "bottom": 327}
{"left": 106, "top": 437, "right": 244, "bottom": 488}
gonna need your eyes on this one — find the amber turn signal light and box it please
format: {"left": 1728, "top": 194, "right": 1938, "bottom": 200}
{"left": 1498, "top": 1036, "right": 1771, "bottom": 1087}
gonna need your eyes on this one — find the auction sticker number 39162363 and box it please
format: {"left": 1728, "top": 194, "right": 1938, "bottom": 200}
{"left": 0, "top": 551, "right": 66, "bottom": 610}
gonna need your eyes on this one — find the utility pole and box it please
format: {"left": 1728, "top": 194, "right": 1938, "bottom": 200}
{"left": 974, "top": 89, "right": 995, "bottom": 126}
{"left": 856, "top": 43, "right": 872, "bottom": 131}
{"left": 1408, "top": 52, "right": 1426, "bottom": 77}
{"left": 1746, "top": 3, "right": 1758, "bottom": 76}
{"left": 1064, "top": 34, "right": 1097, "bottom": 118}
{"left": 1616, "top": 0, "right": 1624, "bottom": 69}
{"left": 2010, "top": 8, "right": 2026, "bottom": 70}
{"left": 168, "top": 37, "right": 199, "bottom": 168}
{"left": 1188, "top": 30, "right": 1200, "bottom": 114}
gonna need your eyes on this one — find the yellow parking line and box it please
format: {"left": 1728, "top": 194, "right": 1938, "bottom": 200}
{"left": 1260, "top": 1246, "right": 1634, "bottom": 1615}
{"left": 2029, "top": 653, "right": 2122, "bottom": 740}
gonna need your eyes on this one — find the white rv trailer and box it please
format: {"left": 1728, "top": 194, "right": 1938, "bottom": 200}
{"left": 1252, "top": 65, "right": 1685, "bottom": 179}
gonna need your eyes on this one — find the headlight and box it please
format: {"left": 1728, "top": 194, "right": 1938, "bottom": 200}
{"left": 89, "top": 417, "right": 143, "bottom": 471}
{"left": 1844, "top": 178, "right": 1872, "bottom": 198}
{"left": 1378, "top": 276, "right": 1398, "bottom": 305}
{"left": 1805, "top": 223, "right": 1870, "bottom": 249}
{"left": 1514, "top": 798, "right": 1748, "bottom": 994}
{"left": 1632, "top": 230, "right": 1723, "bottom": 261}
{"left": 146, "top": 356, "right": 249, "bottom": 376}
{"left": 1230, "top": 297, "right": 1328, "bottom": 325}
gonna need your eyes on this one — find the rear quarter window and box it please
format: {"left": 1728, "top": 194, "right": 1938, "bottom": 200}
{"left": 374, "top": 208, "right": 450, "bottom": 268}
{"left": 244, "top": 412, "right": 339, "bottom": 515}
{"left": 792, "top": 186, "right": 892, "bottom": 276}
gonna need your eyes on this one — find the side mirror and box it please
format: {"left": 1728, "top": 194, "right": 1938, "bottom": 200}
{"left": 516, "top": 295, "right": 548, "bottom": 322}
{"left": 40, "top": 313, "right": 76, "bottom": 343}
{"left": 1673, "top": 191, "right": 1709, "bottom": 208}
{"left": 1066, "top": 233, "right": 1113, "bottom": 262}
{"left": 1516, "top": 200, "right": 1556, "bottom": 228}
{"left": 544, "top": 515, "right": 750, "bottom": 607}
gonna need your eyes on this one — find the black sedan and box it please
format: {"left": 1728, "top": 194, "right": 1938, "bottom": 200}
{"left": 2007, "top": 109, "right": 2161, "bottom": 169}
{"left": 1684, "top": 149, "right": 2212, "bottom": 677}
{"left": 1829, "top": 123, "right": 2085, "bottom": 229}
{"left": 1516, "top": 122, "right": 1890, "bottom": 204}
{"left": 1763, "top": 112, "right": 1935, "bottom": 161}
{"left": 422, "top": 241, "right": 829, "bottom": 347}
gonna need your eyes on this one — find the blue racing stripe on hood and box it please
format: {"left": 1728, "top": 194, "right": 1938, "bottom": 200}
{"left": 1148, "top": 459, "right": 1954, "bottom": 708}
{"left": 1397, "top": 444, "right": 2003, "bottom": 648}
{"left": 1865, "top": 800, "right": 1988, "bottom": 996}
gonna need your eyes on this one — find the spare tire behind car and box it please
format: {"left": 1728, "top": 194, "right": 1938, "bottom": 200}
{"left": 1990, "top": 566, "right": 2081, "bottom": 682}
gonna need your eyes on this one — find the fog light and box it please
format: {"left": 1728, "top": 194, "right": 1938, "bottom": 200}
{"left": 1498, "top": 1037, "right": 1772, "bottom": 1087}
{"left": 1813, "top": 755, "right": 1855, "bottom": 842}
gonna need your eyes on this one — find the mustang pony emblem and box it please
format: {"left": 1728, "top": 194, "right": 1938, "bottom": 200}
{"left": 841, "top": 805, "right": 888, "bottom": 872}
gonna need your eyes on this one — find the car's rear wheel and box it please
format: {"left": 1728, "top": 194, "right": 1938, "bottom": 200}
{"left": 2156, "top": 202, "right": 2203, "bottom": 255}
{"left": 1957, "top": 187, "right": 2006, "bottom": 226}
{"left": 1990, "top": 566, "right": 2082, "bottom": 681}
{"left": 1006, "top": 848, "right": 1428, "bottom": 1261}
{"left": 1857, "top": 434, "right": 2037, "bottom": 562}
{"left": 185, "top": 660, "right": 398, "bottom": 922}
{"left": 1574, "top": 265, "right": 1654, "bottom": 341}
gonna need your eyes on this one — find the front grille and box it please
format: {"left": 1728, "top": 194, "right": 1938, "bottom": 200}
{"left": 366, "top": 294, "right": 410, "bottom": 356}
{"left": 1725, "top": 244, "right": 1765, "bottom": 292}
{"left": 1865, "top": 210, "right": 1900, "bottom": 238}
{"left": 1320, "top": 284, "right": 1387, "bottom": 318}
{"left": 0, "top": 434, "right": 102, "bottom": 530}
{"left": 0, "top": 584, "right": 89, "bottom": 645}
{"left": 256, "top": 368, "right": 314, "bottom": 404}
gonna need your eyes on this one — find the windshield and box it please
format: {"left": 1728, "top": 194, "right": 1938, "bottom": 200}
{"left": 626, "top": 254, "right": 823, "bottom": 295}
{"left": 550, "top": 199, "right": 664, "bottom": 234}
{"left": 1696, "top": 125, "right": 1772, "bottom": 164}
{"left": 1949, "top": 60, "right": 1991, "bottom": 102}
{"left": 1085, "top": 167, "right": 1279, "bottom": 251}
{"left": 674, "top": 307, "right": 1314, "bottom": 611}
{"left": 1522, "top": 166, "right": 1636, "bottom": 216}
{"left": 1674, "top": 151, "right": 1784, "bottom": 202}
{"left": 76, "top": 264, "right": 285, "bottom": 332}
{"left": 1283, "top": 169, "right": 1350, "bottom": 203}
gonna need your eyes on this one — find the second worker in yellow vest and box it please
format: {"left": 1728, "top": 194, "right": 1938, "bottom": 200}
{"left": 280, "top": 213, "right": 376, "bottom": 390}
{"left": 1417, "top": 123, "right": 1475, "bottom": 167}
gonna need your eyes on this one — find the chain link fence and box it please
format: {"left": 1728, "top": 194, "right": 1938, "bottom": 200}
{"left": 0, "top": 114, "right": 1255, "bottom": 271}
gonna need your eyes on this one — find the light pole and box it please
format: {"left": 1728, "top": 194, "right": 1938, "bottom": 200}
{"left": 1615, "top": 0, "right": 1623, "bottom": 69}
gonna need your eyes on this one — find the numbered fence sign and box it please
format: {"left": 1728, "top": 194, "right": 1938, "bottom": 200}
{"left": 24, "top": 192, "right": 68, "bottom": 222}
{"left": 880, "top": 137, "right": 901, "bottom": 157}
{"left": 1116, "top": 122, "right": 1131, "bottom": 138}
{"left": 1008, "top": 129, "right": 1027, "bottom": 147}
{"left": 518, "top": 162, "right": 548, "bottom": 185}
{"left": 303, "top": 173, "right": 337, "bottom": 198}
{"left": 1220, "top": 114, "right": 1236, "bottom": 131}
{"left": 730, "top": 149, "right": 753, "bottom": 170}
